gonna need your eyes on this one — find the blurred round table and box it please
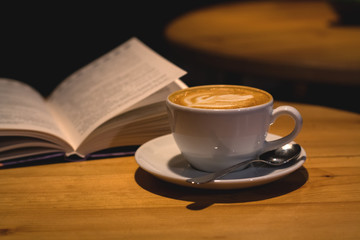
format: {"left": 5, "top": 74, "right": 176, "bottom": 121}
{"left": 165, "top": 1, "right": 360, "bottom": 85}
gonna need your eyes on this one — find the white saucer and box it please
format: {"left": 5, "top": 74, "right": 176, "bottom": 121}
{"left": 135, "top": 134, "right": 306, "bottom": 190}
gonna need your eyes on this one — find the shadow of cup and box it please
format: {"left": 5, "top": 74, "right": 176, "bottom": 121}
{"left": 134, "top": 166, "right": 308, "bottom": 210}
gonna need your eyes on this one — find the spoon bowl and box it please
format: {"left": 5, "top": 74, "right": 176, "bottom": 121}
{"left": 186, "top": 143, "right": 302, "bottom": 185}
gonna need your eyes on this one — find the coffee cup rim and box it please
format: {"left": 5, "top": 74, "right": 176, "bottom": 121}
{"left": 167, "top": 85, "right": 274, "bottom": 112}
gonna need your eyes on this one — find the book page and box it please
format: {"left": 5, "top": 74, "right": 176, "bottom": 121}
{"left": 47, "top": 38, "right": 186, "bottom": 149}
{"left": 76, "top": 79, "right": 188, "bottom": 155}
{"left": 129, "top": 79, "right": 188, "bottom": 110}
{"left": 0, "top": 78, "right": 65, "bottom": 139}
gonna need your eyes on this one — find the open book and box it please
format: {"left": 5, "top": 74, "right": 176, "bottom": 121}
{"left": 0, "top": 37, "right": 187, "bottom": 163}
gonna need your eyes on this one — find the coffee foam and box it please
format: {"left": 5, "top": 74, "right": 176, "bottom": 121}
{"left": 169, "top": 85, "right": 272, "bottom": 109}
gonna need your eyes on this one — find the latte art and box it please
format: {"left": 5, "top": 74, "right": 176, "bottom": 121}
{"left": 184, "top": 94, "right": 254, "bottom": 109}
{"left": 169, "top": 85, "right": 272, "bottom": 109}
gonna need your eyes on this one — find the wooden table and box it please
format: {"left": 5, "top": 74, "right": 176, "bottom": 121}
{"left": 165, "top": 1, "right": 360, "bottom": 85}
{"left": 1, "top": 102, "right": 360, "bottom": 239}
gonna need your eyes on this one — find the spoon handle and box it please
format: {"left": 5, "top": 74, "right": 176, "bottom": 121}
{"left": 186, "top": 159, "right": 266, "bottom": 184}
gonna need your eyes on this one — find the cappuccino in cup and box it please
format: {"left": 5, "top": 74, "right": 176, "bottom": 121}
{"left": 167, "top": 85, "right": 302, "bottom": 172}
{"left": 168, "top": 85, "right": 272, "bottom": 109}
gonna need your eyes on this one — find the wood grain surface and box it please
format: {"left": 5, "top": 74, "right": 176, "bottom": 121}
{"left": 1, "top": 102, "right": 360, "bottom": 239}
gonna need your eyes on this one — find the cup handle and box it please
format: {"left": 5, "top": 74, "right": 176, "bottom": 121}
{"left": 263, "top": 106, "right": 303, "bottom": 152}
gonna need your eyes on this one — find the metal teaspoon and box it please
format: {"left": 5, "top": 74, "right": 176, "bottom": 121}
{"left": 186, "top": 143, "right": 302, "bottom": 185}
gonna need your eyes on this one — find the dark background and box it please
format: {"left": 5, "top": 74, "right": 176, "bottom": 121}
{"left": 0, "top": 1, "right": 359, "bottom": 113}
{"left": 0, "top": 1, "right": 219, "bottom": 96}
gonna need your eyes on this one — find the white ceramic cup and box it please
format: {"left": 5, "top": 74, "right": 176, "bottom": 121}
{"left": 166, "top": 85, "right": 303, "bottom": 172}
